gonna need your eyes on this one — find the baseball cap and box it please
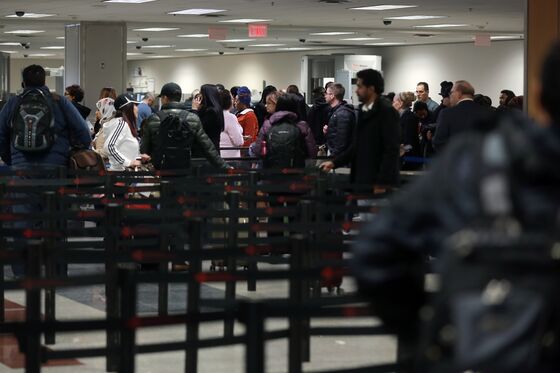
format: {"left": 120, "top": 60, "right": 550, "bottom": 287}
{"left": 158, "top": 82, "right": 182, "bottom": 98}
{"left": 114, "top": 93, "right": 139, "bottom": 110}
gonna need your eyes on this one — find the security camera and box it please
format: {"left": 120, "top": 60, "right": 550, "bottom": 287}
{"left": 219, "top": 51, "right": 224, "bottom": 55}
{"left": 21, "top": 42, "right": 30, "bottom": 49}
{"left": 23, "top": 54, "right": 28, "bottom": 58}
{"left": 239, "top": 47, "right": 245, "bottom": 51}
{"left": 24, "top": 44, "right": 30, "bottom": 49}
{"left": 15, "top": 11, "right": 25, "bottom": 17}
{"left": 299, "top": 38, "right": 306, "bottom": 43}
{"left": 136, "top": 45, "right": 141, "bottom": 50}
{"left": 383, "top": 20, "right": 392, "bottom": 26}
{"left": 142, "top": 37, "right": 148, "bottom": 42}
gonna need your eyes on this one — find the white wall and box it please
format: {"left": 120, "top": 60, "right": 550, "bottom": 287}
{"left": 381, "top": 40, "right": 524, "bottom": 101}
{"left": 9, "top": 59, "right": 64, "bottom": 93}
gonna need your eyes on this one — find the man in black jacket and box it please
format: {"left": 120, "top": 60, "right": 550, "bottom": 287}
{"left": 140, "top": 82, "right": 228, "bottom": 170}
{"left": 320, "top": 69, "right": 400, "bottom": 194}
{"left": 351, "top": 42, "right": 560, "bottom": 372}
{"left": 324, "top": 83, "right": 356, "bottom": 157}
{"left": 432, "top": 80, "right": 492, "bottom": 152}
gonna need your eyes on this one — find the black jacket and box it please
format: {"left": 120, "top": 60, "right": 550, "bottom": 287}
{"left": 326, "top": 101, "right": 356, "bottom": 156}
{"left": 333, "top": 97, "right": 400, "bottom": 186}
{"left": 432, "top": 99, "right": 492, "bottom": 152}
{"left": 140, "top": 101, "right": 227, "bottom": 169}
{"left": 351, "top": 114, "right": 560, "bottom": 332}
{"left": 307, "top": 98, "right": 330, "bottom": 145}
{"left": 71, "top": 101, "right": 92, "bottom": 120}
{"left": 192, "top": 108, "right": 222, "bottom": 158}
{"left": 253, "top": 102, "right": 267, "bottom": 129}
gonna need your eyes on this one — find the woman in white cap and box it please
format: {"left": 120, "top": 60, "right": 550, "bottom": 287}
{"left": 103, "top": 93, "right": 142, "bottom": 171}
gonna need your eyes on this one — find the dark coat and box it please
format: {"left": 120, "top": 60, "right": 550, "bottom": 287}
{"left": 399, "top": 109, "right": 420, "bottom": 156}
{"left": 326, "top": 101, "right": 356, "bottom": 156}
{"left": 333, "top": 97, "right": 400, "bottom": 186}
{"left": 253, "top": 102, "right": 267, "bottom": 129}
{"left": 140, "top": 101, "right": 227, "bottom": 169}
{"left": 71, "top": 101, "right": 92, "bottom": 120}
{"left": 432, "top": 99, "right": 492, "bottom": 152}
{"left": 307, "top": 98, "right": 330, "bottom": 145}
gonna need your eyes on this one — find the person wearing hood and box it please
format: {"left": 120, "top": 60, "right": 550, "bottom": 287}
{"left": 65, "top": 84, "right": 92, "bottom": 120}
{"left": 102, "top": 93, "right": 141, "bottom": 171}
{"left": 249, "top": 92, "right": 317, "bottom": 164}
{"left": 323, "top": 83, "right": 356, "bottom": 157}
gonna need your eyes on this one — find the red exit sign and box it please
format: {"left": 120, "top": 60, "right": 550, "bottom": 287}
{"left": 248, "top": 24, "right": 268, "bottom": 38}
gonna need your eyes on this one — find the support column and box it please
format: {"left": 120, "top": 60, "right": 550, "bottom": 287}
{"left": 64, "top": 22, "right": 127, "bottom": 110}
{"left": 525, "top": 0, "right": 560, "bottom": 122}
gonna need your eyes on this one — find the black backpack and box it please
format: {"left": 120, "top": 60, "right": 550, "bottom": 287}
{"left": 154, "top": 110, "right": 193, "bottom": 170}
{"left": 264, "top": 121, "right": 306, "bottom": 168}
{"left": 419, "top": 120, "right": 560, "bottom": 373}
{"left": 10, "top": 88, "right": 56, "bottom": 153}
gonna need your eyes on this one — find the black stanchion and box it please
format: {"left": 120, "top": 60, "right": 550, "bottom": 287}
{"left": 105, "top": 203, "right": 123, "bottom": 372}
{"left": 246, "top": 171, "right": 258, "bottom": 292}
{"left": 43, "top": 191, "right": 57, "bottom": 345}
{"left": 119, "top": 268, "right": 138, "bottom": 373}
{"left": 239, "top": 301, "right": 266, "bottom": 373}
{"left": 298, "top": 202, "right": 313, "bottom": 362}
{"left": 158, "top": 181, "right": 172, "bottom": 316}
{"left": 185, "top": 220, "right": 202, "bottom": 373}
{"left": 289, "top": 234, "right": 306, "bottom": 373}
{"left": 224, "top": 191, "right": 240, "bottom": 338}
{"left": 0, "top": 182, "right": 5, "bottom": 323}
{"left": 25, "top": 242, "right": 43, "bottom": 373}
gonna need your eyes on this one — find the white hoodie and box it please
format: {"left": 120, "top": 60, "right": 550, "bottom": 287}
{"left": 102, "top": 117, "right": 140, "bottom": 171}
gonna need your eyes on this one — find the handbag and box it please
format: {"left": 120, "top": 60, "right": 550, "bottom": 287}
{"left": 69, "top": 148, "right": 106, "bottom": 172}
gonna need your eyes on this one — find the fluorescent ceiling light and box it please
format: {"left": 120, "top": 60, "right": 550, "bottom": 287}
{"left": 0, "top": 50, "right": 17, "bottom": 54}
{"left": 0, "top": 42, "right": 21, "bottom": 46}
{"left": 127, "top": 40, "right": 137, "bottom": 44}
{"left": 148, "top": 55, "right": 174, "bottom": 58}
{"left": 385, "top": 15, "right": 447, "bottom": 20}
{"left": 127, "top": 52, "right": 142, "bottom": 55}
{"left": 216, "top": 39, "right": 255, "bottom": 43}
{"left": 219, "top": 19, "right": 271, "bottom": 23}
{"left": 490, "top": 35, "right": 523, "bottom": 40}
{"left": 277, "top": 47, "right": 313, "bottom": 51}
{"left": 175, "top": 48, "right": 208, "bottom": 52}
{"left": 341, "top": 37, "right": 382, "bottom": 41}
{"left": 366, "top": 42, "right": 405, "bottom": 46}
{"left": 169, "top": 9, "right": 226, "bottom": 15}
{"left": 415, "top": 24, "right": 468, "bottom": 28}
{"left": 133, "top": 27, "right": 180, "bottom": 32}
{"left": 177, "top": 34, "right": 209, "bottom": 38}
{"left": 350, "top": 5, "right": 417, "bottom": 11}
{"left": 56, "top": 36, "right": 65, "bottom": 40}
{"left": 4, "top": 30, "right": 45, "bottom": 34}
{"left": 104, "top": 0, "right": 156, "bottom": 3}
{"left": 40, "top": 46, "right": 65, "bottom": 50}
{"left": 141, "top": 45, "right": 174, "bottom": 48}
{"left": 6, "top": 13, "right": 55, "bottom": 18}
{"left": 310, "top": 32, "right": 355, "bottom": 36}
{"left": 28, "top": 53, "right": 56, "bottom": 57}
{"left": 249, "top": 44, "right": 286, "bottom": 47}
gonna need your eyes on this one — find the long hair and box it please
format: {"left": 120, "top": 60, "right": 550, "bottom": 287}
{"left": 115, "top": 104, "right": 138, "bottom": 138}
{"left": 200, "top": 84, "right": 224, "bottom": 131}
{"left": 259, "top": 85, "right": 277, "bottom": 104}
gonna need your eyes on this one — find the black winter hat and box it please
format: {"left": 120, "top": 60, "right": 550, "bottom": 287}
{"left": 439, "top": 81, "right": 454, "bottom": 98}
{"left": 158, "top": 82, "right": 182, "bottom": 98}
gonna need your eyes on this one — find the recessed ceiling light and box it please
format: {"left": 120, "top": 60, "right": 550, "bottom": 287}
{"left": 0, "top": 42, "right": 21, "bottom": 46}
{"left": 132, "top": 27, "right": 180, "bottom": 32}
{"left": 177, "top": 34, "right": 209, "bottom": 38}
{"left": 366, "top": 42, "right": 405, "bottom": 46}
{"left": 249, "top": 44, "right": 286, "bottom": 47}
{"left": 6, "top": 13, "right": 56, "bottom": 18}
{"left": 350, "top": 5, "right": 418, "bottom": 11}
{"left": 104, "top": 0, "right": 156, "bottom": 3}
{"left": 141, "top": 45, "right": 174, "bottom": 48}
{"left": 219, "top": 19, "right": 271, "bottom": 23}
{"left": 56, "top": 36, "right": 65, "bottom": 40}
{"left": 414, "top": 24, "right": 468, "bottom": 28}
{"left": 28, "top": 53, "right": 56, "bottom": 57}
{"left": 216, "top": 39, "right": 255, "bottom": 43}
{"left": 168, "top": 9, "right": 226, "bottom": 15}
{"left": 4, "top": 30, "right": 45, "bottom": 34}
{"left": 310, "top": 32, "right": 356, "bottom": 36}
{"left": 0, "top": 50, "right": 17, "bottom": 54}
{"left": 341, "top": 37, "right": 382, "bottom": 41}
{"left": 40, "top": 46, "right": 65, "bottom": 50}
{"left": 175, "top": 48, "right": 208, "bottom": 52}
{"left": 385, "top": 15, "right": 447, "bottom": 20}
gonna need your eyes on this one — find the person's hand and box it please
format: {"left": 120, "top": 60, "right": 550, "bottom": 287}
{"left": 140, "top": 154, "right": 151, "bottom": 163}
{"left": 323, "top": 124, "right": 328, "bottom": 135}
{"left": 129, "top": 159, "right": 142, "bottom": 168}
{"left": 95, "top": 110, "right": 101, "bottom": 121}
{"left": 426, "top": 131, "right": 433, "bottom": 141}
{"left": 319, "top": 161, "right": 335, "bottom": 172}
{"left": 192, "top": 95, "right": 202, "bottom": 110}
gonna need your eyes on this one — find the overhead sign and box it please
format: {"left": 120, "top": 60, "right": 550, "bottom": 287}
{"left": 474, "top": 34, "right": 491, "bottom": 47}
{"left": 209, "top": 27, "right": 227, "bottom": 40}
{"left": 248, "top": 23, "right": 268, "bottom": 38}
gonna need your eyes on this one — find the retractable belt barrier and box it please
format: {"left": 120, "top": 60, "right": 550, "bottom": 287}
{"left": 0, "top": 165, "right": 421, "bottom": 373}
